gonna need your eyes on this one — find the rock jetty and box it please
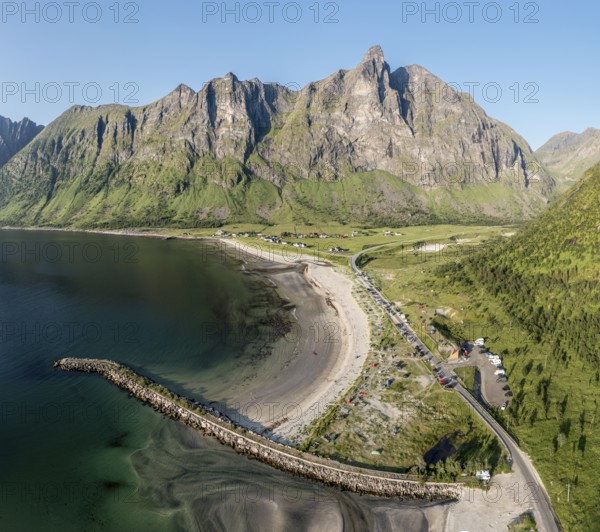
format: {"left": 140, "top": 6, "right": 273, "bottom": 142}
{"left": 54, "top": 357, "right": 463, "bottom": 501}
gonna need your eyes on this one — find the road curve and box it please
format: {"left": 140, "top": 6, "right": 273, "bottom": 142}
{"left": 349, "top": 244, "right": 561, "bottom": 532}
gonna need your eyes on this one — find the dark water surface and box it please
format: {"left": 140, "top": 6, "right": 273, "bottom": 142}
{"left": 0, "top": 230, "right": 443, "bottom": 531}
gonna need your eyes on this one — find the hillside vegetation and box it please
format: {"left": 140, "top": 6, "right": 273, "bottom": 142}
{"left": 453, "top": 164, "right": 599, "bottom": 361}
{"left": 433, "top": 167, "right": 599, "bottom": 529}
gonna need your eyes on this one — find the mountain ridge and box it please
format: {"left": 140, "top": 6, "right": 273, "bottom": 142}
{"left": 0, "top": 46, "right": 553, "bottom": 228}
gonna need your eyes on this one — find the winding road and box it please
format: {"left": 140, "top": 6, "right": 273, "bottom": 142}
{"left": 350, "top": 243, "right": 561, "bottom": 532}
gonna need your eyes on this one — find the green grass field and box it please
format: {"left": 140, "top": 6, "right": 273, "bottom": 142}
{"left": 455, "top": 367, "right": 478, "bottom": 394}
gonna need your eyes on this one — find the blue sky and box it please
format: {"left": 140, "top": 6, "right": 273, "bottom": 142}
{"left": 0, "top": 0, "right": 597, "bottom": 148}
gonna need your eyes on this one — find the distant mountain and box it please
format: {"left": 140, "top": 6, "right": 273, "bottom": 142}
{"left": 0, "top": 116, "right": 43, "bottom": 168}
{"left": 536, "top": 128, "right": 600, "bottom": 195}
{"left": 0, "top": 46, "right": 553, "bottom": 228}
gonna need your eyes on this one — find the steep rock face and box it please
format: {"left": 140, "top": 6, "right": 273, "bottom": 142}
{"left": 391, "top": 64, "right": 538, "bottom": 188}
{"left": 0, "top": 116, "right": 43, "bottom": 167}
{"left": 255, "top": 46, "right": 414, "bottom": 180}
{"left": 255, "top": 47, "right": 545, "bottom": 192}
{"left": 0, "top": 46, "right": 552, "bottom": 227}
{"left": 536, "top": 128, "right": 600, "bottom": 194}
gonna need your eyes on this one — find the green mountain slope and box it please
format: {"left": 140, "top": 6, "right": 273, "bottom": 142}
{"left": 470, "top": 165, "right": 599, "bottom": 360}
{"left": 439, "top": 164, "right": 599, "bottom": 529}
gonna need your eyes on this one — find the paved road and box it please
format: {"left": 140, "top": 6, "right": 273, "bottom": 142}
{"left": 350, "top": 244, "right": 561, "bottom": 532}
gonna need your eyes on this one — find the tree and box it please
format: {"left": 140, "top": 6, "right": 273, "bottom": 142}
{"left": 578, "top": 435, "right": 587, "bottom": 455}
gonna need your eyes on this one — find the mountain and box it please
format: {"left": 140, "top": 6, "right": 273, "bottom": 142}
{"left": 0, "top": 46, "right": 553, "bottom": 228}
{"left": 0, "top": 116, "right": 43, "bottom": 168}
{"left": 536, "top": 128, "right": 600, "bottom": 195}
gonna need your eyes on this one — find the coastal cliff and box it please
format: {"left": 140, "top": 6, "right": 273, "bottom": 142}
{"left": 54, "top": 357, "right": 463, "bottom": 501}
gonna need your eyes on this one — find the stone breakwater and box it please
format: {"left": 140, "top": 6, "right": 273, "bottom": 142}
{"left": 54, "top": 358, "right": 462, "bottom": 501}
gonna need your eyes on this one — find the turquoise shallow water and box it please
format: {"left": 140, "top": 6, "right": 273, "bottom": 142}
{"left": 0, "top": 230, "right": 441, "bottom": 531}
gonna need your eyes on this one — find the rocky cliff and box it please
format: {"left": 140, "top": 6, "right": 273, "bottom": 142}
{"left": 0, "top": 47, "right": 552, "bottom": 227}
{"left": 0, "top": 116, "right": 43, "bottom": 168}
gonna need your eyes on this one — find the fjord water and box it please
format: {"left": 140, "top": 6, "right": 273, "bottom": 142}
{"left": 0, "top": 230, "right": 438, "bottom": 531}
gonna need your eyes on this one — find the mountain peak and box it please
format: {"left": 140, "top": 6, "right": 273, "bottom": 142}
{"left": 362, "top": 45, "right": 385, "bottom": 63}
{"left": 174, "top": 83, "right": 195, "bottom": 94}
{"left": 354, "top": 45, "right": 388, "bottom": 81}
{"left": 583, "top": 127, "right": 600, "bottom": 136}
{"left": 161, "top": 84, "right": 196, "bottom": 109}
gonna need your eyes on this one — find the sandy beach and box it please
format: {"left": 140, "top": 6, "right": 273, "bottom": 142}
{"left": 213, "top": 240, "right": 539, "bottom": 531}
{"left": 216, "top": 238, "right": 371, "bottom": 441}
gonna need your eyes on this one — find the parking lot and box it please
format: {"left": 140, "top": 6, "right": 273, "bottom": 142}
{"left": 451, "top": 345, "right": 512, "bottom": 409}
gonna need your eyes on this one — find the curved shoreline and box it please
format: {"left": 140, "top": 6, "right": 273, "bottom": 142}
{"left": 216, "top": 238, "right": 371, "bottom": 439}
{"left": 0, "top": 227, "right": 370, "bottom": 441}
{"left": 54, "top": 357, "right": 463, "bottom": 501}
